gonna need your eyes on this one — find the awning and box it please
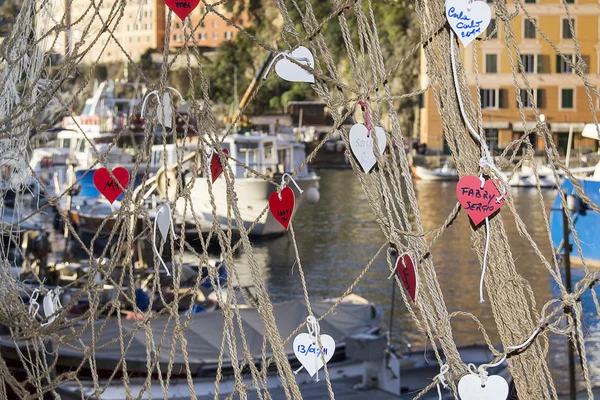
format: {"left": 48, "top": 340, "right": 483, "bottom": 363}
{"left": 511, "top": 121, "right": 538, "bottom": 132}
{"left": 482, "top": 122, "right": 510, "bottom": 129}
{"left": 550, "top": 122, "right": 586, "bottom": 133}
{"left": 582, "top": 123, "right": 600, "bottom": 140}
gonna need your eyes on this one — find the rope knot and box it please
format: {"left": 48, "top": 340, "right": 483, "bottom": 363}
{"left": 47, "top": 197, "right": 58, "bottom": 207}
{"left": 434, "top": 364, "right": 450, "bottom": 388}
{"left": 562, "top": 293, "right": 578, "bottom": 308}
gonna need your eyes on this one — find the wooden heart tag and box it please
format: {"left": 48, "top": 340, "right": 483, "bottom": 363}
{"left": 269, "top": 187, "right": 295, "bottom": 230}
{"left": 164, "top": 0, "right": 200, "bottom": 20}
{"left": 210, "top": 148, "right": 229, "bottom": 183}
{"left": 456, "top": 175, "right": 504, "bottom": 226}
{"left": 93, "top": 167, "right": 130, "bottom": 204}
{"left": 395, "top": 253, "right": 418, "bottom": 303}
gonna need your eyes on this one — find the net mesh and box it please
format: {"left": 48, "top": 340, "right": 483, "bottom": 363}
{"left": 0, "top": 0, "right": 598, "bottom": 398}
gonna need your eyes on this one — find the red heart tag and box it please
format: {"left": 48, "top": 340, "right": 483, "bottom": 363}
{"left": 164, "top": 0, "right": 200, "bottom": 20}
{"left": 269, "top": 187, "right": 295, "bottom": 230}
{"left": 456, "top": 175, "right": 505, "bottom": 226}
{"left": 395, "top": 254, "right": 418, "bottom": 303}
{"left": 210, "top": 148, "right": 229, "bottom": 184}
{"left": 93, "top": 167, "right": 130, "bottom": 204}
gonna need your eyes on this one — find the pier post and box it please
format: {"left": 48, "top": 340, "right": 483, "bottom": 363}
{"left": 562, "top": 201, "right": 576, "bottom": 400}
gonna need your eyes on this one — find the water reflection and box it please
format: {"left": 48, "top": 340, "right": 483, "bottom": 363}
{"left": 232, "top": 170, "right": 596, "bottom": 393}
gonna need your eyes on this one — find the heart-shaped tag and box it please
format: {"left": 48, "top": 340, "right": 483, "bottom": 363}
{"left": 293, "top": 333, "right": 335, "bottom": 377}
{"left": 164, "top": 0, "right": 200, "bottom": 20}
{"left": 156, "top": 92, "right": 173, "bottom": 129}
{"left": 348, "top": 124, "right": 387, "bottom": 173}
{"left": 395, "top": 253, "right": 419, "bottom": 303}
{"left": 156, "top": 204, "right": 172, "bottom": 244}
{"left": 93, "top": 167, "right": 130, "bottom": 204}
{"left": 269, "top": 186, "right": 295, "bottom": 230}
{"left": 458, "top": 374, "right": 509, "bottom": 400}
{"left": 210, "top": 148, "right": 229, "bottom": 183}
{"left": 456, "top": 176, "right": 504, "bottom": 226}
{"left": 275, "top": 46, "right": 315, "bottom": 83}
{"left": 445, "top": 0, "right": 492, "bottom": 47}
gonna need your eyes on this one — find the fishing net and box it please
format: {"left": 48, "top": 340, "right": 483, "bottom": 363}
{"left": 0, "top": 0, "right": 599, "bottom": 398}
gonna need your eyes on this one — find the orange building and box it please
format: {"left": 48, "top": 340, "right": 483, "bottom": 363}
{"left": 419, "top": 0, "right": 600, "bottom": 155}
{"left": 169, "top": 4, "right": 248, "bottom": 49}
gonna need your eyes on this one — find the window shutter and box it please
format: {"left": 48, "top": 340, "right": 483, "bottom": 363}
{"left": 499, "top": 89, "right": 507, "bottom": 108}
{"left": 536, "top": 89, "right": 544, "bottom": 108}
{"left": 582, "top": 55, "right": 591, "bottom": 74}
{"left": 556, "top": 55, "right": 562, "bottom": 73}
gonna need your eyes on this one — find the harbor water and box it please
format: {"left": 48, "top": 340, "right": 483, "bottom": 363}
{"left": 231, "top": 169, "right": 598, "bottom": 394}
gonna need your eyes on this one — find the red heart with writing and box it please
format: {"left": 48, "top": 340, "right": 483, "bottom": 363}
{"left": 164, "top": 0, "right": 200, "bottom": 20}
{"left": 93, "top": 167, "right": 130, "bottom": 204}
{"left": 456, "top": 175, "right": 505, "bottom": 226}
{"left": 210, "top": 148, "right": 229, "bottom": 184}
{"left": 395, "top": 254, "right": 418, "bottom": 303}
{"left": 269, "top": 187, "right": 295, "bottom": 230}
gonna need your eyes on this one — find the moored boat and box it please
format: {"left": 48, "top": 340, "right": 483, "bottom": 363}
{"left": 412, "top": 164, "right": 458, "bottom": 181}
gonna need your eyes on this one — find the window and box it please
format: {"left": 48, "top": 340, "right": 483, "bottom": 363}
{"left": 174, "top": 34, "right": 182, "bottom": 41}
{"left": 200, "top": 21, "right": 205, "bottom": 27}
{"left": 213, "top": 20, "right": 218, "bottom": 28}
{"left": 175, "top": 23, "right": 181, "bottom": 29}
{"left": 520, "top": 54, "right": 536, "bottom": 73}
{"left": 487, "top": 19, "right": 497, "bottom": 39}
{"left": 565, "top": 0, "right": 574, "bottom": 3}
{"left": 519, "top": 89, "right": 534, "bottom": 108}
{"left": 226, "top": 3, "right": 233, "bottom": 12}
{"left": 213, "top": 32, "right": 218, "bottom": 39}
{"left": 200, "top": 32, "right": 207, "bottom": 40}
{"left": 561, "top": 88, "right": 574, "bottom": 109}
{"left": 524, "top": 19, "right": 536, "bottom": 39}
{"left": 480, "top": 89, "right": 497, "bottom": 108}
{"left": 224, "top": 31, "right": 233, "bottom": 39}
{"left": 484, "top": 129, "right": 499, "bottom": 149}
{"left": 524, "top": 0, "right": 535, "bottom": 2}
{"left": 557, "top": 54, "right": 574, "bottom": 73}
{"left": 485, "top": 54, "right": 497, "bottom": 73}
{"left": 562, "top": 18, "right": 575, "bottom": 39}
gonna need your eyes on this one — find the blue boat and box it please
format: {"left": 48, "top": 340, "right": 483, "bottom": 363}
{"left": 550, "top": 169, "right": 600, "bottom": 268}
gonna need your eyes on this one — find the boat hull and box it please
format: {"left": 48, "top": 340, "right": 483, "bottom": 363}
{"left": 550, "top": 178, "right": 600, "bottom": 267}
{"left": 180, "top": 174, "right": 320, "bottom": 237}
{"left": 412, "top": 166, "right": 458, "bottom": 181}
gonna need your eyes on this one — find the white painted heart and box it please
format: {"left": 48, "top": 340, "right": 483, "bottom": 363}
{"left": 156, "top": 204, "right": 172, "bottom": 244}
{"left": 349, "top": 124, "right": 387, "bottom": 173}
{"left": 156, "top": 92, "right": 173, "bottom": 128}
{"left": 458, "top": 374, "right": 509, "bottom": 400}
{"left": 445, "top": 0, "right": 491, "bottom": 47}
{"left": 275, "top": 46, "right": 315, "bottom": 83}
{"left": 293, "top": 333, "right": 335, "bottom": 377}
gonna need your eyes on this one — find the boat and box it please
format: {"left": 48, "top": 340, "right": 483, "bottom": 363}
{"left": 153, "top": 131, "right": 321, "bottom": 238}
{"left": 38, "top": 293, "right": 510, "bottom": 399}
{"left": 501, "top": 164, "right": 558, "bottom": 189}
{"left": 550, "top": 161, "right": 600, "bottom": 268}
{"left": 412, "top": 163, "right": 459, "bottom": 181}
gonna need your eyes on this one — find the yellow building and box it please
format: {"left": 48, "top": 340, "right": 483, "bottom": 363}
{"left": 419, "top": 0, "right": 600, "bottom": 155}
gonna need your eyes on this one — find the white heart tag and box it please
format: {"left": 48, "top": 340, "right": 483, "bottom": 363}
{"left": 445, "top": 0, "right": 491, "bottom": 47}
{"left": 156, "top": 204, "right": 172, "bottom": 244}
{"left": 156, "top": 92, "right": 173, "bottom": 129}
{"left": 293, "top": 333, "right": 335, "bottom": 377}
{"left": 348, "top": 124, "right": 387, "bottom": 173}
{"left": 275, "top": 46, "right": 315, "bottom": 83}
{"left": 458, "top": 374, "right": 509, "bottom": 400}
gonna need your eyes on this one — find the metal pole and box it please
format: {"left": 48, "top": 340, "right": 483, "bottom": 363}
{"left": 562, "top": 204, "right": 577, "bottom": 400}
{"left": 566, "top": 124, "right": 574, "bottom": 168}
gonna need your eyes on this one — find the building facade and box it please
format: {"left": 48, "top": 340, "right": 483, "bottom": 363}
{"left": 168, "top": 4, "right": 247, "bottom": 50}
{"left": 52, "top": 0, "right": 166, "bottom": 64}
{"left": 419, "top": 0, "right": 600, "bottom": 155}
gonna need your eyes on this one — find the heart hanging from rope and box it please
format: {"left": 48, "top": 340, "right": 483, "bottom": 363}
{"left": 269, "top": 187, "right": 295, "bottom": 230}
{"left": 456, "top": 175, "right": 504, "bottom": 226}
{"left": 164, "top": 0, "right": 200, "bottom": 20}
{"left": 210, "top": 148, "right": 229, "bottom": 183}
{"left": 93, "top": 167, "right": 130, "bottom": 204}
{"left": 395, "top": 253, "right": 418, "bottom": 303}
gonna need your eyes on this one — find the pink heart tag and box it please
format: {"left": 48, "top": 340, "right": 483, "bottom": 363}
{"left": 456, "top": 175, "right": 504, "bottom": 226}
{"left": 210, "top": 149, "right": 229, "bottom": 184}
{"left": 395, "top": 254, "right": 418, "bottom": 302}
{"left": 269, "top": 187, "right": 295, "bottom": 230}
{"left": 164, "top": 0, "right": 200, "bottom": 20}
{"left": 93, "top": 167, "right": 130, "bottom": 204}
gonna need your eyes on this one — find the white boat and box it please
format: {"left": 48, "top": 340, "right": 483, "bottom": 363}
{"left": 412, "top": 164, "right": 458, "bottom": 181}
{"left": 503, "top": 164, "right": 558, "bottom": 189}
{"left": 154, "top": 131, "right": 321, "bottom": 237}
